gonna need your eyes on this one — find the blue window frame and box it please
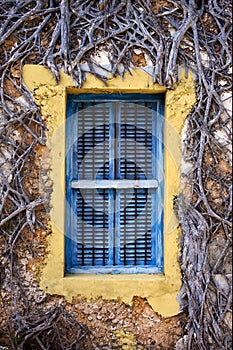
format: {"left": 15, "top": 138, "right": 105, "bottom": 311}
{"left": 65, "top": 94, "right": 164, "bottom": 274}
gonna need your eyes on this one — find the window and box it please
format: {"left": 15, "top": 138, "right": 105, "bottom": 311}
{"left": 23, "top": 65, "right": 196, "bottom": 315}
{"left": 65, "top": 94, "right": 164, "bottom": 274}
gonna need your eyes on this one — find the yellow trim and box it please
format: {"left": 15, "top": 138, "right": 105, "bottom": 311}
{"left": 23, "top": 65, "right": 196, "bottom": 317}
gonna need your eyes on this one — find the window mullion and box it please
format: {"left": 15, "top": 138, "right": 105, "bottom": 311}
{"left": 80, "top": 102, "right": 86, "bottom": 266}
{"left": 91, "top": 104, "right": 95, "bottom": 266}
{"left": 145, "top": 103, "right": 149, "bottom": 265}
{"left": 123, "top": 104, "right": 127, "bottom": 266}
{"left": 151, "top": 103, "right": 157, "bottom": 266}
{"left": 108, "top": 102, "right": 115, "bottom": 266}
{"left": 114, "top": 102, "right": 121, "bottom": 266}
{"left": 103, "top": 102, "right": 107, "bottom": 266}
{"left": 134, "top": 103, "right": 138, "bottom": 265}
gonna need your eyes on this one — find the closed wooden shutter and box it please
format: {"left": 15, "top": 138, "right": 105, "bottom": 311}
{"left": 65, "top": 94, "right": 164, "bottom": 274}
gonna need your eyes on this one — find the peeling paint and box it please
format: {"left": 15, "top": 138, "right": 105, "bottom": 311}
{"left": 112, "top": 329, "right": 139, "bottom": 349}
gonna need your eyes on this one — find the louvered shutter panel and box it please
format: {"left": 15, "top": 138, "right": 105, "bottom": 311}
{"left": 119, "top": 102, "right": 153, "bottom": 180}
{"left": 117, "top": 188, "right": 152, "bottom": 266}
{"left": 115, "top": 102, "right": 155, "bottom": 266}
{"left": 66, "top": 95, "right": 164, "bottom": 274}
{"left": 114, "top": 101, "right": 153, "bottom": 266}
{"left": 76, "top": 189, "right": 109, "bottom": 266}
{"left": 75, "top": 102, "right": 111, "bottom": 267}
{"left": 76, "top": 102, "right": 110, "bottom": 180}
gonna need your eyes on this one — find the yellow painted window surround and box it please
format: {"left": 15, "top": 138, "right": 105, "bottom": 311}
{"left": 22, "top": 65, "right": 196, "bottom": 317}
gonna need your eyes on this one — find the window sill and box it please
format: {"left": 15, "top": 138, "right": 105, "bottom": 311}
{"left": 66, "top": 266, "right": 164, "bottom": 274}
{"left": 64, "top": 273, "right": 166, "bottom": 280}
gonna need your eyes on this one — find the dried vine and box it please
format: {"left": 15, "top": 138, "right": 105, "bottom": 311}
{"left": 0, "top": 0, "right": 232, "bottom": 349}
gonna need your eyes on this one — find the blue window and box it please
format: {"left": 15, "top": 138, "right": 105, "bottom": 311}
{"left": 65, "top": 94, "right": 164, "bottom": 274}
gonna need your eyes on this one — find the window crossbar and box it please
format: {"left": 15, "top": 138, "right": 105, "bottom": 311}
{"left": 71, "top": 179, "right": 158, "bottom": 189}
